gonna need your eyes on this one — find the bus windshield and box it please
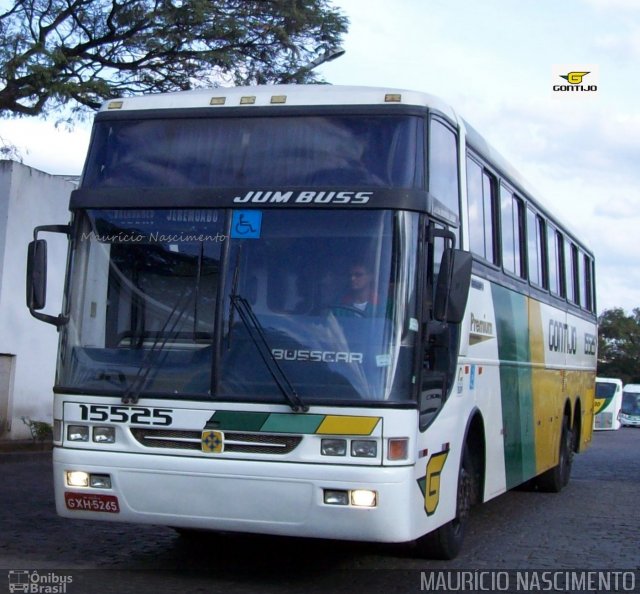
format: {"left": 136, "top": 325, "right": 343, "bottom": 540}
{"left": 621, "top": 391, "right": 640, "bottom": 415}
{"left": 58, "top": 209, "right": 420, "bottom": 404}
{"left": 81, "top": 114, "right": 425, "bottom": 190}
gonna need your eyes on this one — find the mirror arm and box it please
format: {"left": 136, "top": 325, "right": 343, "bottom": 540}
{"left": 33, "top": 224, "right": 72, "bottom": 240}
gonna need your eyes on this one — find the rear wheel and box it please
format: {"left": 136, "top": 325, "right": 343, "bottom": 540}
{"left": 536, "top": 415, "right": 573, "bottom": 493}
{"left": 414, "top": 447, "right": 475, "bottom": 560}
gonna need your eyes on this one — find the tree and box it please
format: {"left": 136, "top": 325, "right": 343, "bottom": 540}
{"left": 0, "top": 0, "right": 348, "bottom": 119}
{"left": 597, "top": 307, "right": 640, "bottom": 384}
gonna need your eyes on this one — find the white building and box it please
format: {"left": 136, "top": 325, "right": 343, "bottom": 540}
{"left": 0, "top": 160, "right": 74, "bottom": 440}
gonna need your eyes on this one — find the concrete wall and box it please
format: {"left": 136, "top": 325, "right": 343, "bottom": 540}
{"left": 0, "top": 160, "right": 73, "bottom": 439}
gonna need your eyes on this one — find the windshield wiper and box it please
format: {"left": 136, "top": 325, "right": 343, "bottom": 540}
{"left": 122, "top": 286, "right": 194, "bottom": 404}
{"left": 229, "top": 293, "right": 308, "bottom": 413}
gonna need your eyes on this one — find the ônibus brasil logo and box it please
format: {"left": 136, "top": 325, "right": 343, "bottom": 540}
{"left": 552, "top": 67, "right": 598, "bottom": 93}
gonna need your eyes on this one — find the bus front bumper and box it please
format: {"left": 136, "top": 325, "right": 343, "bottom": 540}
{"left": 53, "top": 447, "right": 425, "bottom": 543}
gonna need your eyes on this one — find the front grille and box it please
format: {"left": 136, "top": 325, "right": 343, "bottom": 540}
{"left": 130, "top": 428, "right": 302, "bottom": 454}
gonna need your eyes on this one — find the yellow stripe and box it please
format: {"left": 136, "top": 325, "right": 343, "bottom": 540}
{"left": 316, "top": 416, "right": 380, "bottom": 435}
{"left": 529, "top": 298, "right": 561, "bottom": 474}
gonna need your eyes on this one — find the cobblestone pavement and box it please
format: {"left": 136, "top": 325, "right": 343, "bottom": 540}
{"left": 1, "top": 430, "right": 638, "bottom": 593}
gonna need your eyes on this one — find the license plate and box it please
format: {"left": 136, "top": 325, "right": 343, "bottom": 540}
{"left": 65, "top": 492, "right": 120, "bottom": 513}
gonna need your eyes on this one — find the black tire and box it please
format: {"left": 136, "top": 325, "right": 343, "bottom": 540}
{"left": 536, "top": 415, "right": 574, "bottom": 493}
{"left": 414, "top": 447, "right": 475, "bottom": 560}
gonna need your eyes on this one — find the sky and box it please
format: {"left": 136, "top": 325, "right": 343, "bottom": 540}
{"left": 1, "top": 0, "right": 639, "bottom": 313}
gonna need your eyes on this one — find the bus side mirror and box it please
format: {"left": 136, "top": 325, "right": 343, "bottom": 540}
{"left": 26, "top": 224, "right": 71, "bottom": 327}
{"left": 27, "top": 239, "right": 48, "bottom": 310}
{"left": 434, "top": 248, "right": 472, "bottom": 324}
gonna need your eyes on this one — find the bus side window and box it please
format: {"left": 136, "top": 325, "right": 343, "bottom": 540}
{"left": 583, "top": 253, "right": 594, "bottom": 311}
{"left": 429, "top": 118, "right": 460, "bottom": 222}
{"left": 565, "top": 239, "right": 579, "bottom": 305}
{"left": 526, "top": 207, "right": 542, "bottom": 287}
{"left": 465, "top": 156, "right": 497, "bottom": 264}
{"left": 500, "top": 186, "right": 525, "bottom": 278}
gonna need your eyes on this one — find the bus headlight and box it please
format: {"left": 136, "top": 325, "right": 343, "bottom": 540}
{"left": 323, "top": 489, "right": 349, "bottom": 505}
{"left": 66, "top": 471, "right": 89, "bottom": 487}
{"left": 89, "top": 474, "right": 112, "bottom": 489}
{"left": 67, "top": 425, "right": 89, "bottom": 442}
{"left": 350, "top": 489, "right": 377, "bottom": 507}
{"left": 321, "top": 439, "right": 347, "bottom": 456}
{"left": 351, "top": 440, "right": 377, "bottom": 458}
{"left": 93, "top": 426, "right": 116, "bottom": 444}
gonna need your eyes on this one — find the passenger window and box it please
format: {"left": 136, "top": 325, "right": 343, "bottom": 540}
{"left": 500, "top": 186, "right": 525, "bottom": 278}
{"left": 526, "top": 207, "right": 544, "bottom": 287}
{"left": 548, "top": 227, "right": 565, "bottom": 297}
{"left": 429, "top": 118, "right": 459, "bottom": 220}
{"left": 466, "top": 157, "right": 497, "bottom": 263}
{"left": 566, "top": 240, "right": 579, "bottom": 304}
{"left": 583, "top": 254, "right": 594, "bottom": 311}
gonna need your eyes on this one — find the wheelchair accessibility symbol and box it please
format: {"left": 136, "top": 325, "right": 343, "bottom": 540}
{"left": 231, "top": 211, "right": 262, "bottom": 239}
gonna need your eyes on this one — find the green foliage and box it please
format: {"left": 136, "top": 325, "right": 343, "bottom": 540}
{"left": 0, "top": 0, "right": 348, "bottom": 118}
{"left": 597, "top": 307, "right": 640, "bottom": 384}
{"left": 21, "top": 416, "right": 53, "bottom": 441}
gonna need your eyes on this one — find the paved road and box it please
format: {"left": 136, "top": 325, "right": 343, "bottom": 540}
{"left": 1, "top": 429, "right": 639, "bottom": 593}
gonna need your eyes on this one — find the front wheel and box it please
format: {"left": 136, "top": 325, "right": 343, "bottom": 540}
{"left": 414, "top": 447, "right": 475, "bottom": 560}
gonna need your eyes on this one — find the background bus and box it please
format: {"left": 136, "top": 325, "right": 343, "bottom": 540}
{"left": 26, "top": 85, "right": 596, "bottom": 560}
{"left": 593, "top": 377, "right": 623, "bottom": 430}
{"left": 620, "top": 384, "right": 640, "bottom": 427}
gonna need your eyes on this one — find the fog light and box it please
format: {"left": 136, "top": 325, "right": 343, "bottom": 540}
{"left": 67, "top": 425, "right": 89, "bottom": 442}
{"left": 93, "top": 426, "right": 116, "bottom": 443}
{"left": 89, "top": 474, "right": 112, "bottom": 489}
{"left": 351, "top": 489, "right": 377, "bottom": 507}
{"left": 323, "top": 489, "right": 349, "bottom": 505}
{"left": 387, "top": 437, "right": 409, "bottom": 460}
{"left": 351, "top": 440, "right": 377, "bottom": 458}
{"left": 321, "top": 438, "right": 347, "bottom": 456}
{"left": 66, "top": 471, "right": 89, "bottom": 487}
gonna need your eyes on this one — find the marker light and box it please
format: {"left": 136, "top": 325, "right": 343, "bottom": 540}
{"left": 351, "top": 440, "right": 377, "bottom": 458}
{"left": 93, "top": 426, "right": 116, "bottom": 444}
{"left": 387, "top": 438, "right": 409, "bottom": 461}
{"left": 321, "top": 438, "right": 347, "bottom": 456}
{"left": 67, "top": 425, "right": 89, "bottom": 442}
{"left": 323, "top": 489, "right": 349, "bottom": 505}
{"left": 66, "top": 471, "right": 89, "bottom": 487}
{"left": 53, "top": 419, "right": 62, "bottom": 442}
{"left": 350, "top": 489, "right": 377, "bottom": 507}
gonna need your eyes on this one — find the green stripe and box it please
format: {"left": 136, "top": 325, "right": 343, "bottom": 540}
{"left": 261, "top": 414, "right": 325, "bottom": 434}
{"left": 491, "top": 284, "right": 536, "bottom": 489}
{"left": 206, "top": 411, "right": 270, "bottom": 431}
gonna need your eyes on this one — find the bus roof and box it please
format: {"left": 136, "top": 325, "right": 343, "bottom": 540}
{"left": 99, "top": 84, "right": 458, "bottom": 120}
{"left": 623, "top": 384, "right": 640, "bottom": 393}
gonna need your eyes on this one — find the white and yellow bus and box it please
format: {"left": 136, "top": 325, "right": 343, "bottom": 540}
{"left": 594, "top": 377, "right": 623, "bottom": 430}
{"left": 27, "top": 85, "right": 597, "bottom": 559}
{"left": 620, "top": 384, "right": 640, "bottom": 427}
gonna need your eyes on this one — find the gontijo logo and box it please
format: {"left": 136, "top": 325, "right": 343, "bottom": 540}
{"left": 552, "top": 66, "right": 598, "bottom": 93}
